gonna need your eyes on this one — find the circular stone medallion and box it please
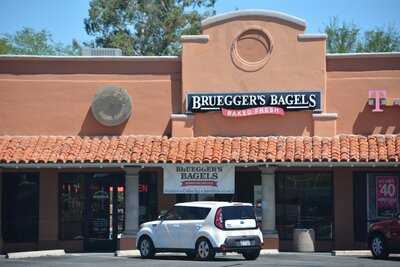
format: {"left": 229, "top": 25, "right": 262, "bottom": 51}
{"left": 231, "top": 28, "right": 273, "bottom": 72}
{"left": 91, "top": 86, "right": 132, "bottom": 126}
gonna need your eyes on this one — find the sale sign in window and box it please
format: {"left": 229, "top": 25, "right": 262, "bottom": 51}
{"left": 376, "top": 176, "right": 399, "bottom": 217}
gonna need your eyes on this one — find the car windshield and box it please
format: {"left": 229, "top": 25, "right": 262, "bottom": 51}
{"left": 222, "top": 206, "right": 255, "bottom": 220}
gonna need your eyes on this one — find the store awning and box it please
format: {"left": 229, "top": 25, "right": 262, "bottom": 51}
{"left": 0, "top": 135, "right": 399, "bottom": 165}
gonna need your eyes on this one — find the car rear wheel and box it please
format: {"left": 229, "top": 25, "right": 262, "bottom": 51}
{"left": 370, "top": 234, "right": 388, "bottom": 259}
{"left": 138, "top": 236, "right": 155, "bottom": 259}
{"left": 195, "top": 238, "right": 215, "bottom": 261}
{"left": 242, "top": 249, "right": 260, "bottom": 260}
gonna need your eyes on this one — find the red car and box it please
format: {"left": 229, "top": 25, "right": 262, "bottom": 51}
{"left": 368, "top": 213, "right": 400, "bottom": 259}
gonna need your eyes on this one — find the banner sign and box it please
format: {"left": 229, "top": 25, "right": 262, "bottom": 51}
{"left": 376, "top": 176, "right": 399, "bottom": 217}
{"left": 187, "top": 91, "right": 321, "bottom": 114}
{"left": 163, "top": 165, "right": 235, "bottom": 194}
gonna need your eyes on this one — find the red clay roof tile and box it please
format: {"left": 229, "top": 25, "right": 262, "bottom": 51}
{"left": 0, "top": 135, "right": 399, "bottom": 164}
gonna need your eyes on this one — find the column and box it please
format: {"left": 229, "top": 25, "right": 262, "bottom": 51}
{"left": 38, "top": 170, "right": 58, "bottom": 249}
{"left": 0, "top": 168, "right": 3, "bottom": 253}
{"left": 119, "top": 167, "right": 140, "bottom": 250}
{"left": 260, "top": 167, "right": 279, "bottom": 249}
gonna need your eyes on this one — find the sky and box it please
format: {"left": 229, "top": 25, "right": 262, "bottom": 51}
{"left": 0, "top": 0, "right": 399, "bottom": 45}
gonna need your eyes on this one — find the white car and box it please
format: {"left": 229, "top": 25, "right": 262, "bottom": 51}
{"left": 136, "top": 201, "right": 263, "bottom": 261}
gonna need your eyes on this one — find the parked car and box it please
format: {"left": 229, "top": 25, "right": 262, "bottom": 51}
{"left": 136, "top": 201, "right": 263, "bottom": 261}
{"left": 368, "top": 213, "right": 400, "bottom": 259}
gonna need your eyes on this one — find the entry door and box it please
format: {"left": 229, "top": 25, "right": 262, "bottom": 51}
{"left": 84, "top": 174, "right": 125, "bottom": 252}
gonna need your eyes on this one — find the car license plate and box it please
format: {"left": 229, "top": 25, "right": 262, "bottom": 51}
{"left": 240, "top": 240, "right": 251, "bottom": 246}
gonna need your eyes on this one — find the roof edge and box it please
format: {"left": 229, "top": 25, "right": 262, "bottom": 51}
{"left": 201, "top": 9, "right": 306, "bottom": 29}
{"left": 0, "top": 55, "right": 181, "bottom": 62}
{"left": 326, "top": 52, "right": 400, "bottom": 59}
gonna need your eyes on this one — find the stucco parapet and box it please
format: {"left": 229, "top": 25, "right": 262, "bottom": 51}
{"left": 312, "top": 112, "right": 338, "bottom": 120}
{"left": 326, "top": 52, "right": 400, "bottom": 59}
{"left": 0, "top": 55, "right": 181, "bottom": 62}
{"left": 171, "top": 113, "right": 194, "bottom": 121}
{"left": 298, "top": 33, "right": 327, "bottom": 41}
{"left": 181, "top": 35, "right": 209, "bottom": 43}
{"left": 201, "top": 9, "right": 306, "bottom": 29}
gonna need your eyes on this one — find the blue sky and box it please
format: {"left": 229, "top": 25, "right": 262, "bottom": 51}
{"left": 1, "top": 0, "right": 399, "bottom": 45}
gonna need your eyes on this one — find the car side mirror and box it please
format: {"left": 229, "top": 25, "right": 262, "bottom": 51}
{"left": 158, "top": 210, "right": 167, "bottom": 220}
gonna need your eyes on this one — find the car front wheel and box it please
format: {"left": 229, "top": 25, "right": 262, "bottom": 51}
{"left": 138, "top": 236, "right": 155, "bottom": 259}
{"left": 195, "top": 238, "right": 215, "bottom": 261}
{"left": 242, "top": 249, "right": 260, "bottom": 260}
{"left": 370, "top": 234, "right": 388, "bottom": 259}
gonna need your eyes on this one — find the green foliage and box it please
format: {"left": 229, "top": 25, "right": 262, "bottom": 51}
{"left": 325, "top": 17, "right": 360, "bottom": 53}
{"left": 325, "top": 17, "right": 400, "bottom": 53}
{"left": 0, "top": 27, "right": 80, "bottom": 55}
{"left": 0, "top": 37, "right": 12, "bottom": 54}
{"left": 356, "top": 25, "right": 400, "bottom": 52}
{"left": 84, "top": 0, "right": 217, "bottom": 56}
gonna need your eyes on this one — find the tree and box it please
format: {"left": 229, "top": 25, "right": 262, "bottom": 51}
{"left": 357, "top": 25, "right": 400, "bottom": 52}
{"left": 325, "top": 17, "right": 360, "bottom": 53}
{"left": 325, "top": 17, "right": 400, "bottom": 53}
{"left": 84, "top": 0, "right": 217, "bottom": 56}
{"left": 0, "top": 27, "right": 80, "bottom": 55}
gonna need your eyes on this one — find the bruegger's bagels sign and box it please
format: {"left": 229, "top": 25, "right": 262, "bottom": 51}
{"left": 164, "top": 165, "right": 235, "bottom": 194}
{"left": 187, "top": 91, "right": 321, "bottom": 117}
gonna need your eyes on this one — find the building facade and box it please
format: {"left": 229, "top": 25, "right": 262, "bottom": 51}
{"left": 0, "top": 10, "right": 399, "bottom": 253}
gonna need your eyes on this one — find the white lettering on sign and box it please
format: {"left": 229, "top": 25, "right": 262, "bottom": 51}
{"left": 163, "top": 165, "right": 235, "bottom": 194}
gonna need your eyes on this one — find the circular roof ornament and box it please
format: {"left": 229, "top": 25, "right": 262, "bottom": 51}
{"left": 231, "top": 28, "right": 273, "bottom": 72}
{"left": 91, "top": 86, "right": 132, "bottom": 126}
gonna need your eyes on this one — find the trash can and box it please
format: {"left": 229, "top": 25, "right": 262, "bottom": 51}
{"left": 293, "top": 228, "right": 315, "bottom": 252}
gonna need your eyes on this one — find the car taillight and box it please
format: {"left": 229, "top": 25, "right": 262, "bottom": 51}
{"left": 214, "top": 207, "right": 224, "bottom": 229}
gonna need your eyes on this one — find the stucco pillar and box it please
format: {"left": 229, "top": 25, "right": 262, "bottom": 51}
{"left": 0, "top": 168, "right": 3, "bottom": 253}
{"left": 38, "top": 170, "right": 59, "bottom": 249}
{"left": 119, "top": 167, "right": 141, "bottom": 250}
{"left": 260, "top": 167, "right": 279, "bottom": 250}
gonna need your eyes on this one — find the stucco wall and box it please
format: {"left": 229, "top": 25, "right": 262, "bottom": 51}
{"left": 0, "top": 59, "right": 181, "bottom": 136}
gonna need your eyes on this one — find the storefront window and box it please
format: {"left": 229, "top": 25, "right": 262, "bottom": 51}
{"left": 367, "top": 173, "right": 400, "bottom": 220}
{"left": 2, "top": 172, "right": 39, "bottom": 242}
{"left": 276, "top": 172, "right": 333, "bottom": 240}
{"left": 139, "top": 171, "right": 158, "bottom": 224}
{"left": 59, "top": 174, "right": 87, "bottom": 240}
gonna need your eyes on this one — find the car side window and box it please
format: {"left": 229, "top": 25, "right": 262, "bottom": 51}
{"left": 164, "top": 207, "right": 181, "bottom": 220}
{"left": 180, "top": 207, "right": 211, "bottom": 220}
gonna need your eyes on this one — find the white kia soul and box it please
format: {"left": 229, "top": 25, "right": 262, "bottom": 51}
{"left": 136, "top": 201, "right": 263, "bottom": 260}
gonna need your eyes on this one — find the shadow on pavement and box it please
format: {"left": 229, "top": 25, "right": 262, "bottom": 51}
{"left": 129, "top": 255, "right": 244, "bottom": 262}
{"left": 358, "top": 256, "right": 400, "bottom": 262}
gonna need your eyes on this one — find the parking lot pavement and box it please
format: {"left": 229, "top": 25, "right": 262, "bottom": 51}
{"left": 0, "top": 253, "right": 400, "bottom": 267}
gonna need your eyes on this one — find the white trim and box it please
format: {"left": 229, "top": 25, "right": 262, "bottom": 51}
{"left": 0, "top": 55, "right": 181, "bottom": 62}
{"left": 298, "top": 33, "right": 327, "bottom": 40}
{"left": 326, "top": 52, "right": 400, "bottom": 59}
{"left": 171, "top": 114, "right": 194, "bottom": 121}
{"left": 312, "top": 112, "right": 338, "bottom": 119}
{"left": 201, "top": 9, "right": 306, "bottom": 29}
{"left": 181, "top": 35, "right": 209, "bottom": 43}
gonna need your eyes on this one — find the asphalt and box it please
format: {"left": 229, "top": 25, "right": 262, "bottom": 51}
{"left": 1, "top": 252, "right": 400, "bottom": 267}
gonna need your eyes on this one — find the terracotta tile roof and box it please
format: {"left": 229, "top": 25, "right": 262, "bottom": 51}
{"left": 0, "top": 135, "right": 399, "bottom": 164}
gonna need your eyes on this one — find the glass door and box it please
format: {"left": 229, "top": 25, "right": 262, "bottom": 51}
{"left": 84, "top": 174, "right": 124, "bottom": 252}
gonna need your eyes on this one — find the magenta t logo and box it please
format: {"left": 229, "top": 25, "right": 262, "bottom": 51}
{"left": 369, "top": 89, "right": 387, "bottom": 112}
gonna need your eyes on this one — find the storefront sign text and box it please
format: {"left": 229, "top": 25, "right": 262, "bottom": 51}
{"left": 163, "top": 165, "right": 235, "bottom": 194}
{"left": 187, "top": 91, "right": 321, "bottom": 115}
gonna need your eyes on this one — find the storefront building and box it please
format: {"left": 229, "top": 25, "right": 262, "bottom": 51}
{"left": 0, "top": 10, "right": 399, "bottom": 253}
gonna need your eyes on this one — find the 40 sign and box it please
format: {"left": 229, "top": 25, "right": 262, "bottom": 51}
{"left": 376, "top": 176, "right": 399, "bottom": 217}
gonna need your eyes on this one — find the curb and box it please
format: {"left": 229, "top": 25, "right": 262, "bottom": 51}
{"left": 331, "top": 250, "right": 371, "bottom": 256}
{"left": 6, "top": 249, "right": 66, "bottom": 259}
{"left": 115, "top": 249, "right": 279, "bottom": 257}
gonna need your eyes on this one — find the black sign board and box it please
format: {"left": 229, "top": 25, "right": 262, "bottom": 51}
{"left": 187, "top": 91, "right": 321, "bottom": 112}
